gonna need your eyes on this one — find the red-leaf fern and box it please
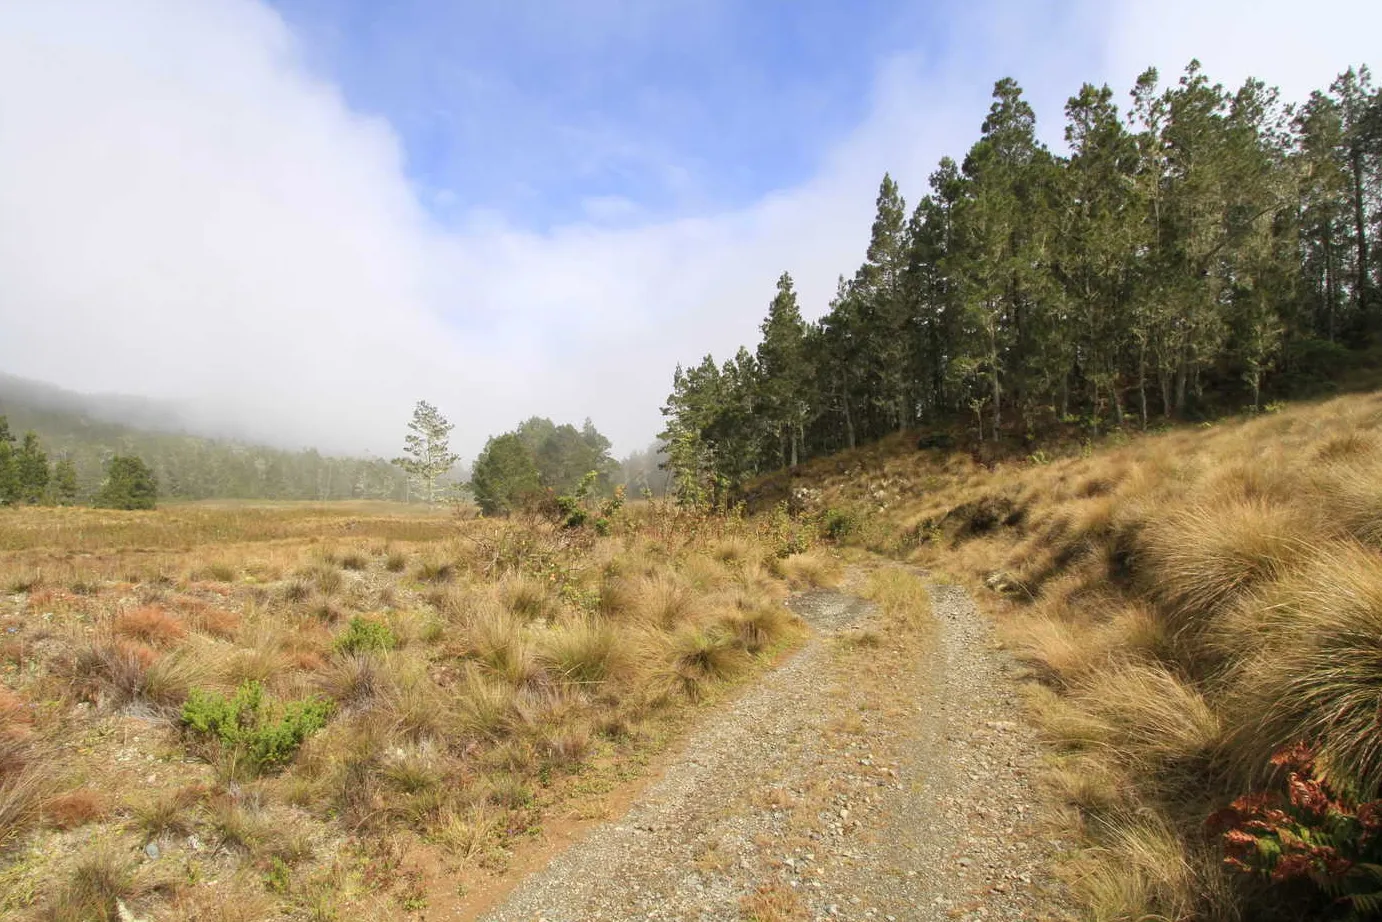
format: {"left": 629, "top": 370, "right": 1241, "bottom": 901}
{"left": 1211, "top": 744, "right": 1382, "bottom": 917}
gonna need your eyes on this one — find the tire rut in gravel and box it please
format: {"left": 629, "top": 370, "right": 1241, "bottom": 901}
{"left": 480, "top": 573, "right": 1070, "bottom": 922}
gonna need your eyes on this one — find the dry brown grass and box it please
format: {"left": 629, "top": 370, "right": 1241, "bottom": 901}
{"left": 768, "top": 388, "right": 1382, "bottom": 921}
{"left": 0, "top": 497, "right": 823, "bottom": 920}
{"left": 113, "top": 605, "right": 188, "bottom": 646}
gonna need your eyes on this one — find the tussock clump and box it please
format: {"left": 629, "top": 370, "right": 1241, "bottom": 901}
{"left": 1219, "top": 543, "right": 1382, "bottom": 795}
{"left": 1072, "top": 665, "right": 1221, "bottom": 782}
{"left": 1135, "top": 498, "right": 1310, "bottom": 641}
{"left": 464, "top": 604, "right": 545, "bottom": 688}
{"left": 37, "top": 845, "right": 145, "bottom": 922}
{"left": 861, "top": 567, "right": 931, "bottom": 628}
{"left": 414, "top": 557, "right": 456, "bottom": 584}
{"left": 721, "top": 604, "right": 797, "bottom": 655}
{"left": 338, "top": 550, "right": 369, "bottom": 571}
{"left": 298, "top": 562, "right": 343, "bottom": 596}
{"left": 498, "top": 573, "right": 553, "bottom": 621}
{"left": 1069, "top": 815, "right": 1201, "bottom": 922}
{"left": 768, "top": 549, "right": 841, "bottom": 589}
{"left": 1317, "top": 457, "right": 1382, "bottom": 546}
{"left": 628, "top": 572, "right": 696, "bottom": 627}
{"left": 539, "top": 618, "right": 630, "bottom": 687}
{"left": 42, "top": 788, "right": 108, "bottom": 830}
{"left": 454, "top": 668, "right": 518, "bottom": 740}
{"left": 710, "top": 536, "right": 760, "bottom": 567}
{"left": 0, "top": 765, "right": 49, "bottom": 850}
{"left": 114, "top": 605, "right": 187, "bottom": 646}
{"left": 661, "top": 625, "right": 748, "bottom": 700}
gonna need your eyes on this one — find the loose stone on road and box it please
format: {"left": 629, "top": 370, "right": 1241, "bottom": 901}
{"left": 482, "top": 569, "right": 1070, "bottom": 921}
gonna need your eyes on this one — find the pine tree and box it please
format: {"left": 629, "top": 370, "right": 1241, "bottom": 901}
{"left": 1061, "top": 82, "right": 1141, "bottom": 425}
{"left": 950, "top": 78, "right": 1050, "bottom": 438}
{"left": 15, "top": 432, "right": 50, "bottom": 504}
{"left": 392, "top": 400, "right": 459, "bottom": 504}
{"left": 470, "top": 433, "right": 540, "bottom": 516}
{"left": 0, "top": 417, "right": 16, "bottom": 505}
{"left": 96, "top": 455, "right": 158, "bottom": 510}
{"left": 53, "top": 458, "right": 79, "bottom": 505}
{"left": 853, "top": 174, "right": 912, "bottom": 433}
{"left": 756, "top": 273, "right": 809, "bottom": 466}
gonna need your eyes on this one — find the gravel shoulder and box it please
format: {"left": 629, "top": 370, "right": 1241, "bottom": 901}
{"left": 481, "top": 569, "right": 1072, "bottom": 922}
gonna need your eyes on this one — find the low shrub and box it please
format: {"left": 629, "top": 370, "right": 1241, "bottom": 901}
{"left": 333, "top": 616, "right": 397, "bottom": 655}
{"left": 182, "top": 681, "right": 332, "bottom": 777}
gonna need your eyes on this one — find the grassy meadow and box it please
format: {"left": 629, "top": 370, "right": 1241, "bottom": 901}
{"left": 0, "top": 500, "right": 838, "bottom": 921}
{"left": 767, "top": 389, "right": 1382, "bottom": 920}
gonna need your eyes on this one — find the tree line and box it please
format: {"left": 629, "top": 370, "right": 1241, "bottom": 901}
{"left": 0, "top": 402, "right": 415, "bottom": 503}
{"left": 660, "top": 62, "right": 1382, "bottom": 504}
{"left": 0, "top": 416, "right": 157, "bottom": 509}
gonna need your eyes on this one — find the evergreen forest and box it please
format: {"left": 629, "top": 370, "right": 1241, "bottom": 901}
{"left": 660, "top": 63, "right": 1382, "bottom": 503}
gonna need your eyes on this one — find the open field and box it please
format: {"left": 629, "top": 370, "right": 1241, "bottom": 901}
{"left": 770, "top": 389, "right": 1382, "bottom": 920}
{"left": 0, "top": 500, "right": 838, "bottom": 920}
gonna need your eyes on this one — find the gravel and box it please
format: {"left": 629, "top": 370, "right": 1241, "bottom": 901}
{"left": 481, "top": 574, "right": 1071, "bottom": 922}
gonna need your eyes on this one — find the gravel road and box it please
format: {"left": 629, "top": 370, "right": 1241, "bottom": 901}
{"left": 481, "top": 573, "right": 1071, "bottom": 922}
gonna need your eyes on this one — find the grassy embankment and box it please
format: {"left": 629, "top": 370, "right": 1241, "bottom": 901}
{"left": 760, "top": 389, "right": 1382, "bottom": 920}
{"left": 0, "top": 500, "right": 839, "bottom": 921}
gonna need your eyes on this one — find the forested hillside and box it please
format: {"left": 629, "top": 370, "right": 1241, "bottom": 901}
{"left": 661, "top": 63, "right": 1382, "bottom": 504}
{"left": 0, "top": 375, "right": 411, "bottom": 503}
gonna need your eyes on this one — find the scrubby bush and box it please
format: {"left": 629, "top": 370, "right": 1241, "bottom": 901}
{"left": 182, "top": 681, "right": 332, "bottom": 776}
{"left": 333, "top": 616, "right": 397, "bottom": 655}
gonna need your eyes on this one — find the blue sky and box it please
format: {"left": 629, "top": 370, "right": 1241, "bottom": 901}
{"left": 0, "top": 0, "right": 1378, "bottom": 456}
{"left": 268, "top": 0, "right": 940, "bottom": 229}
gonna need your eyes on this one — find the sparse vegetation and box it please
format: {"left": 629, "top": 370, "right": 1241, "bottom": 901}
{"left": 0, "top": 498, "right": 815, "bottom": 918}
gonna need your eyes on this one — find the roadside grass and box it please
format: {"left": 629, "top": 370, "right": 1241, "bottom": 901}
{"left": 0, "top": 498, "right": 829, "bottom": 919}
{"left": 770, "top": 388, "right": 1382, "bottom": 921}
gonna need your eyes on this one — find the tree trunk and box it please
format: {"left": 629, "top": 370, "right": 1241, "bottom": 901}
{"left": 990, "top": 362, "right": 1002, "bottom": 443}
{"left": 1138, "top": 342, "right": 1149, "bottom": 430}
{"left": 1351, "top": 147, "right": 1369, "bottom": 314}
{"left": 842, "top": 388, "right": 856, "bottom": 451}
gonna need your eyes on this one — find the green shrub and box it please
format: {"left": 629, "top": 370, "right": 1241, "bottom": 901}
{"left": 819, "top": 507, "right": 859, "bottom": 542}
{"left": 182, "top": 681, "right": 332, "bottom": 776}
{"left": 334, "top": 616, "right": 397, "bottom": 654}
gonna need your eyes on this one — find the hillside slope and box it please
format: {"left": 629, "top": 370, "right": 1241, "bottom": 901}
{"left": 0, "top": 373, "right": 409, "bottom": 502}
{"left": 767, "top": 391, "right": 1382, "bottom": 920}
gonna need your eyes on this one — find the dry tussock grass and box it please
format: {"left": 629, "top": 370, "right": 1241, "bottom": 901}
{"left": 773, "top": 389, "right": 1382, "bottom": 920}
{"left": 0, "top": 499, "right": 818, "bottom": 919}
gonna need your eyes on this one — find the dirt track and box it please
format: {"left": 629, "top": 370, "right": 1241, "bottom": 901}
{"left": 481, "top": 571, "right": 1070, "bottom": 922}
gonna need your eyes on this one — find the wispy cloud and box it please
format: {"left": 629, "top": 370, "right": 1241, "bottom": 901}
{"left": 0, "top": 0, "right": 1376, "bottom": 459}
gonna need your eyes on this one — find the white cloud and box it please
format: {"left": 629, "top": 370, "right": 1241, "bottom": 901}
{"left": 0, "top": 0, "right": 1376, "bottom": 458}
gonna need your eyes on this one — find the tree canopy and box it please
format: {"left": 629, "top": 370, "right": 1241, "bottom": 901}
{"left": 95, "top": 455, "right": 158, "bottom": 510}
{"left": 470, "top": 417, "right": 618, "bottom": 516}
{"left": 660, "top": 62, "right": 1382, "bottom": 500}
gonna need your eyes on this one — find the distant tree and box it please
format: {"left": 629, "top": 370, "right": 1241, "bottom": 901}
{"left": 0, "top": 417, "right": 15, "bottom": 505}
{"left": 392, "top": 400, "right": 459, "bottom": 504}
{"left": 511, "top": 416, "right": 618, "bottom": 495}
{"left": 53, "top": 458, "right": 79, "bottom": 505}
{"left": 469, "top": 433, "right": 540, "bottom": 516}
{"left": 96, "top": 455, "right": 158, "bottom": 510}
{"left": 15, "top": 432, "right": 50, "bottom": 504}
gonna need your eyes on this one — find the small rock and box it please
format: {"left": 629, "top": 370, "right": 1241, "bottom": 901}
{"left": 143, "top": 843, "right": 160, "bottom": 860}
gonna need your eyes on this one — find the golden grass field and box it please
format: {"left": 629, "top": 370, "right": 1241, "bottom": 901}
{"left": 773, "top": 389, "right": 1382, "bottom": 920}
{"left": 0, "top": 500, "right": 839, "bottom": 921}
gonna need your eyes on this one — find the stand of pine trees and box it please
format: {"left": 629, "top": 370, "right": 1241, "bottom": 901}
{"left": 661, "top": 63, "right": 1382, "bottom": 504}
